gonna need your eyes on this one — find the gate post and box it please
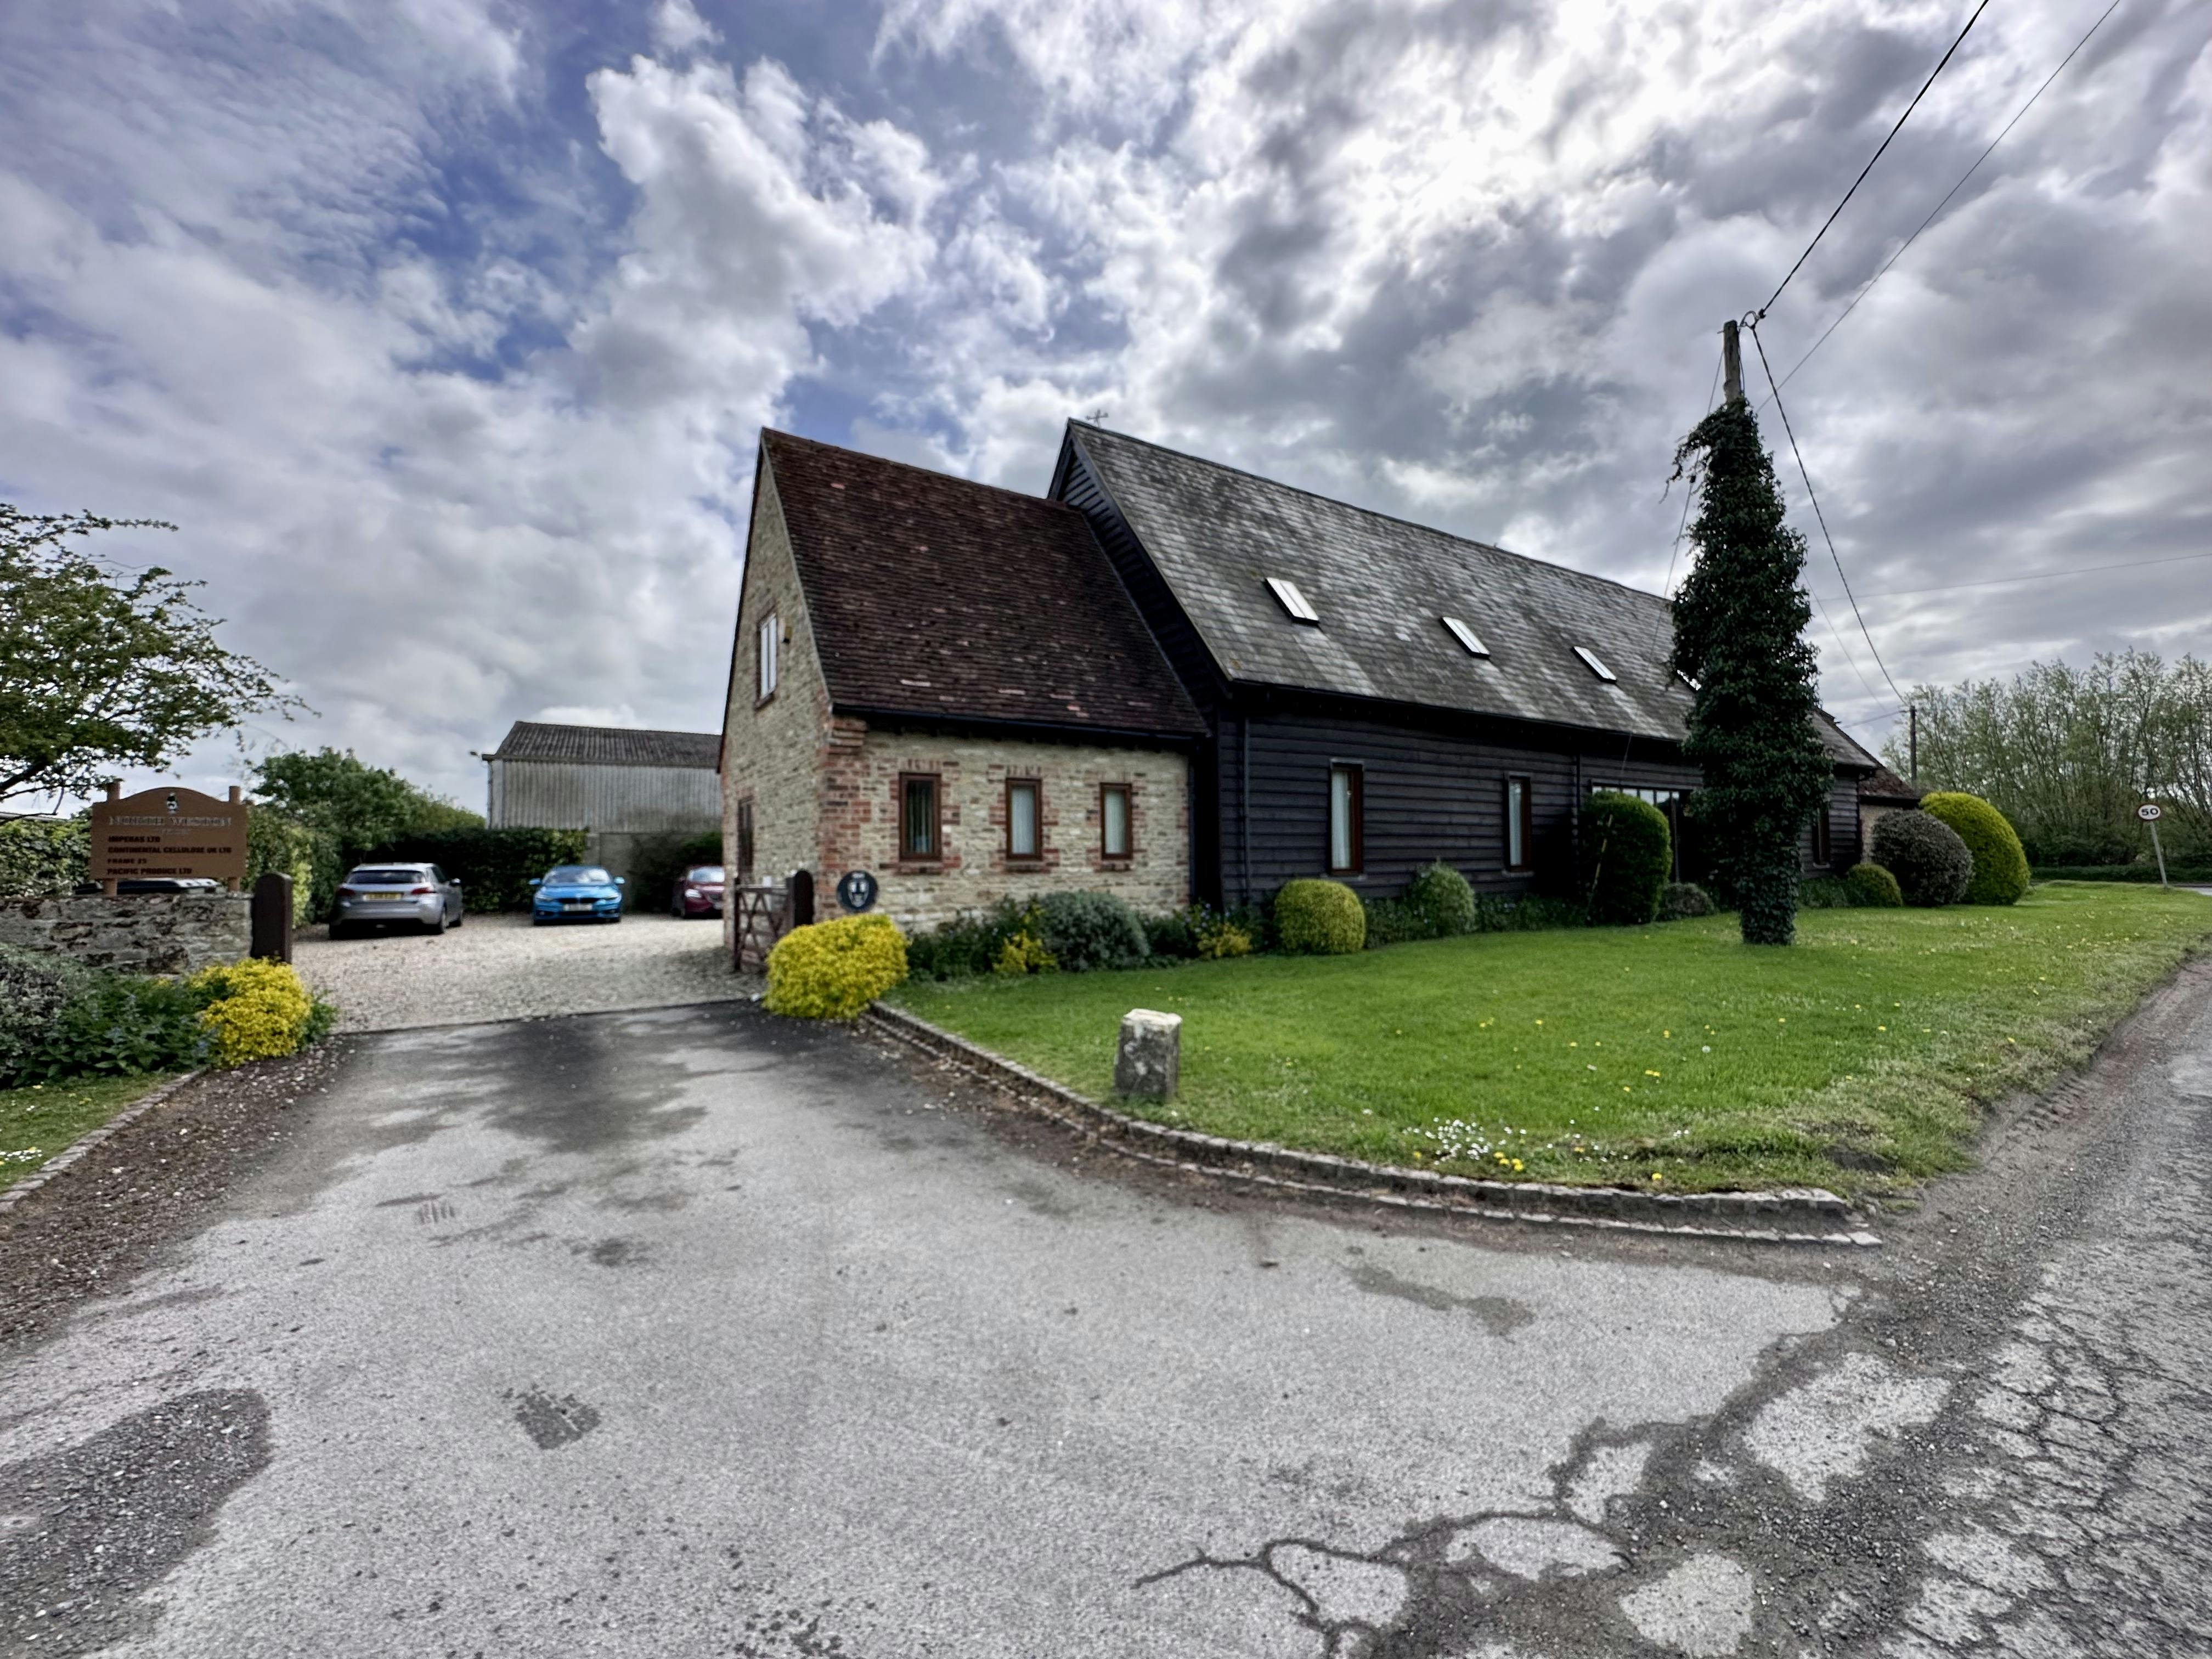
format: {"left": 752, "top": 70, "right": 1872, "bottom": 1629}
{"left": 251, "top": 872, "right": 295, "bottom": 963}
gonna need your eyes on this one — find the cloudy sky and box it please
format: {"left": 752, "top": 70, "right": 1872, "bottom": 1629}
{"left": 3, "top": 0, "right": 2206, "bottom": 809}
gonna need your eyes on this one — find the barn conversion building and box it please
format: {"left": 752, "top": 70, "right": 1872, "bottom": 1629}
{"left": 719, "top": 423, "right": 1882, "bottom": 929}
{"left": 483, "top": 720, "right": 721, "bottom": 881}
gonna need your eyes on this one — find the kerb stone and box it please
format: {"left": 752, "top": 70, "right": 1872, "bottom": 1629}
{"left": 1114, "top": 1008, "right": 1181, "bottom": 1101}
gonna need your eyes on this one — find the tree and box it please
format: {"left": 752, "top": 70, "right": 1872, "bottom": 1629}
{"left": 253, "top": 747, "right": 481, "bottom": 851}
{"left": 0, "top": 505, "right": 299, "bottom": 807}
{"left": 1669, "top": 397, "right": 1833, "bottom": 945}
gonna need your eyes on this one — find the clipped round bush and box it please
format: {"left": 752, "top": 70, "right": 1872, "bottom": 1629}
{"left": 190, "top": 958, "right": 327, "bottom": 1067}
{"left": 1871, "top": 811, "right": 1973, "bottom": 907}
{"left": 765, "top": 913, "right": 909, "bottom": 1018}
{"left": 1658, "top": 882, "right": 1714, "bottom": 921}
{"left": 1035, "top": 890, "right": 1149, "bottom": 972}
{"left": 1274, "top": 878, "right": 1366, "bottom": 955}
{"left": 1404, "top": 860, "right": 1477, "bottom": 938}
{"left": 0, "top": 944, "right": 89, "bottom": 1086}
{"left": 1578, "top": 792, "right": 1673, "bottom": 926}
{"left": 1918, "top": 791, "right": 2030, "bottom": 905}
{"left": 1844, "top": 862, "right": 1903, "bottom": 907}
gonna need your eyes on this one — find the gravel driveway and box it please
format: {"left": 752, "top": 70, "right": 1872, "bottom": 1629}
{"left": 295, "top": 911, "right": 746, "bottom": 1032}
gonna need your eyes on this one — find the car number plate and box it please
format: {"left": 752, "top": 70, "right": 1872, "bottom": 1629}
{"left": 563, "top": 900, "right": 592, "bottom": 911}
{"left": 368, "top": 892, "right": 409, "bottom": 901}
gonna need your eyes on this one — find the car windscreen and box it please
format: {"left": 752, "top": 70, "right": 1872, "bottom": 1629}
{"left": 685, "top": 867, "right": 726, "bottom": 882}
{"left": 347, "top": 868, "right": 425, "bottom": 884}
{"left": 543, "top": 867, "right": 614, "bottom": 885}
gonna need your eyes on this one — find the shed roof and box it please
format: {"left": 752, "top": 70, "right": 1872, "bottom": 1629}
{"left": 762, "top": 430, "right": 1205, "bottom": 741}
{"left": 490, "top": 721, "right": 721, "bottom": 770}
{"left": 1860, "top": 765, "right": 1922, "bottom": 805}
{"left": 1063, "top": 422, "right": 1877, "bottom": 770}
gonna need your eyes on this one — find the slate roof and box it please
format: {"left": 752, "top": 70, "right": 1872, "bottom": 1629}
{"left": 491, "top": 721, "right": 721, "bottom": 769}
{"left": 762, "top": 431, "right": 1205, "bottom": 741}
{"left": 1064, "top": 423, "right": 1879, "bottom": 770}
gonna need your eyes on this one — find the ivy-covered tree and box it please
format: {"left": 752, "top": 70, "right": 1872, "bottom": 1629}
{"left": 0, "top": 505, "right": 298, "bottom": 807}
{"left": 1669, "top": 397, "right": 1833, "bottom": 945}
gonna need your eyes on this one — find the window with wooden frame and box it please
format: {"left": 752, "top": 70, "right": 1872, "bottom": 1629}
{"left": 1006, "top": 778, "right": 1042, "bottom": 862}
{"left": 1099, "top": 783, "right": 1131, "bottom": 861}
{"left": 899, "top": 773, "right": 940, "bottom": 862}
{"left": 735, "top": 799, "right": 755, "bottom": 882}
{"left": 756, "top": 612, "right": 779, "bottom": 703}
{"left": 1505, "top": 776, "right": 1533, "bottom": 872}
{"left": 1328, "top": 764, "right": 1363, "bottom": 876}
{"left": 1810, "top": 803, "right": 1833, "bottom": 867}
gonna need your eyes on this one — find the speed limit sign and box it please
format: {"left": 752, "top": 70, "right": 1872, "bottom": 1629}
{"left": 2138, "top": 803, "right": 2163, "bottom": 822}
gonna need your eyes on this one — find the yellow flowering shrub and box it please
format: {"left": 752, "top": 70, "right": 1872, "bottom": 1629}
{"left": 764, "top": 913, "right": 909, "bottom": 1019}
{"left": 189, "top": 958, "right": 329, "bottom": 1067}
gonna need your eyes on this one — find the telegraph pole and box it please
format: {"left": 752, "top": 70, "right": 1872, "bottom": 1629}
{"left": 1909, "top": 702, "right": 1918, "bottom": 785}
{"left": 1722, "top": 319, "right": 1744, "bottom": 405}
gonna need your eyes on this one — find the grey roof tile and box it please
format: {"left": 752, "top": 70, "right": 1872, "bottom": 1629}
{"left": 492, "top": 721, "right": 721, "bottom": 769}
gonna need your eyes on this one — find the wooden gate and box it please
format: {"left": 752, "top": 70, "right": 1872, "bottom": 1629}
{"left": 731, "top": 884, "right": 786, "bottom": 973}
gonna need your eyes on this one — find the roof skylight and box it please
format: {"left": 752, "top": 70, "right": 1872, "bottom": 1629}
{"left": 1574, "top": 646, "right": 1618, "bottom": 684}
{"left": 1441, "top": 617, "right": 1489, "bottom": 657}
{"left": 1266, "top": 577, "right": 1320, "bottom": 624}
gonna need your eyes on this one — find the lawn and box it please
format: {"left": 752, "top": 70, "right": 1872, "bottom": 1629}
{"left": 0, "top": 1074, "right": 177, "bottom": 1181}
{"left": 887, "top": 883, "right": 2212, "bottom": 1198}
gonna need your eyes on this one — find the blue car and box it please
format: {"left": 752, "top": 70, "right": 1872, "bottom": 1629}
{"left": 529, "top": 864, "right": 626, "bottom": 925}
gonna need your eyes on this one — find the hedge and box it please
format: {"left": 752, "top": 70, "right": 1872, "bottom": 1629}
{"left": 0, "top": 817, "right": 89, "bottom": 899}
{"left": 1275, "top": 879, "right": 1366, "bottom": 954}
{"left": 1872, "top": 811, "right": 1973, "bottom": 907}
{"left": 625, "top": 828, "right": 725, "bottom": 912}
{"left": 363, "top": 827, "right": 591, "bottom": 914}
{"left": 1920, "top": 792, "right": 2030, "bottom": 906}
{"left": 2030, "top": 865, "right": 2212, "bottom": 884}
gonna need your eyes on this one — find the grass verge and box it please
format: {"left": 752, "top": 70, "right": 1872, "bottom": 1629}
{"left": 0, "top": 1074, "right": 178, "bottom": 1182}
{"left": 887, "top": 883, "right": 2212, "bottom": 1198}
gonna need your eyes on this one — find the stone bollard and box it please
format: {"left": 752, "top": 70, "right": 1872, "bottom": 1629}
{"left": 1114, "top": 1008, "right": 1181, "bottom": 1101}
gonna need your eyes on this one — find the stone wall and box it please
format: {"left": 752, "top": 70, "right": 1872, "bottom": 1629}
{"left": 820, "top": 729, "right": 1189, "bottom": 931}
{"left": 0, "top": 894, "right": 251, "bottom": 975}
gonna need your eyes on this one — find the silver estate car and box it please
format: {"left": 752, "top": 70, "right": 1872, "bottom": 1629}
{"left": 331, "top": 862, "right": 465, "bottom": 937}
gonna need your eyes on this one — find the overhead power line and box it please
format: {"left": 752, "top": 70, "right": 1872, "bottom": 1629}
{"left": 1824, "top": 547, "right": 2212, "bottom": 602}
{"left": 1761, "top": 0, "right": 1994, "bottom": 319}
{"left": 1746, "top": 319, "right": 1909, "bottom": 708}
{"left": 1767, "top": 0, "right": 2130, "bottom": 399}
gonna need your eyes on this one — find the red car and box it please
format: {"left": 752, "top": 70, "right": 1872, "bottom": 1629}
{"left": 670, "top": 865, "right": 725, "bottom": 918}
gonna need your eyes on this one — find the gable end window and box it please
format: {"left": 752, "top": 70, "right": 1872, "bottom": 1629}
{"left": 757, "top": 613, "right": 780, "bottom": 703}
{"left": 899, "top": 773, "right": 940, "bottom": 862}
{"left": 1328, "top": 764, "right": 1364, "bottom": 875}
{"left": 1100, "top": 783, "right": 1131, "bottom": 860}
{"left": 1505, "top": 776, "right": 1533, "bottom": 872}
{"left": 1006, "top": 778, "right": 1042, "bottom": 862}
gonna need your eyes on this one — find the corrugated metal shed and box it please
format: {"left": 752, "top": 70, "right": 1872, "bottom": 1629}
{"left": 485, "top": 721, "right": 720, "bottom": 832}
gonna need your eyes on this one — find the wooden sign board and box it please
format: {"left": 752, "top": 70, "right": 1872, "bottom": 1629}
{"left": 89, "top": 785, "right": 249, "bottom": 885}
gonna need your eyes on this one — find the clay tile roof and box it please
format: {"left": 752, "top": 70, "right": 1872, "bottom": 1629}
{"left": 763, "top": 430, "right": 1205, "bottom": 741}
{"left": 1860, "top": 765, "right": 1922, "bottom": 805}
{"left": 492, "top": 721, "right": 721, "bottom": 769}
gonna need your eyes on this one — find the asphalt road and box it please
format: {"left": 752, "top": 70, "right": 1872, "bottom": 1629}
{"left": 3, "top": 963, "right": 2209, "bottom": 1657}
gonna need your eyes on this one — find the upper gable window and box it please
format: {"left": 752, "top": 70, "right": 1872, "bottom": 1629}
{"left": 1266, "top": 577, "right": 1320, "bottom": 624}
{"left": 1573, "top": 646, "right": 1617, "bottom": 684}
{"left": 1442, "top": 617, "right": 1489, "bottom": 657}
{"left": 757, "top": 613, "right": 780, "bottom": 702}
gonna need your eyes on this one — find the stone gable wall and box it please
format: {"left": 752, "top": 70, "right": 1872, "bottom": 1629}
{"left": 1, "top": 894, "right": 250, "bottom": 975}
{"left": 820, "top": 729, "right": 1189, "bottom": 932}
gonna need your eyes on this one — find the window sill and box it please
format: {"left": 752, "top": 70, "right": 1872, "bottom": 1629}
{"left": 1097, "top": 858, "right": 1133, "bottom": 871}
{"left": 1003, "top": 858, "right": 1048, "bottom": 872}
{"left": 754, "top": 691, "right": 777, "bottom": 711}
{"left": 893, "top": 861, "right": 944, "bottom": 874}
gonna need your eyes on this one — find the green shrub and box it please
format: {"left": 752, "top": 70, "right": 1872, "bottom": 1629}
{"left": 1403, "top": 860, "right": 1477, "bottom": 937}
{"left": 1361, "top": 896, "right": 1420, "bottom": 946}
{"left": 765, "top": 914, "right": 909, "bottom": 1018}
{"left": 189, "top": 958, "right": 333, "bottom": 1066}
{"left": 991, "top": 922, "right": 1058, "bottom": 976}
{"left": 2030, "top": 864, "right": 2212, "bottom": 884}
{"left": 1034, "top": 890, "right": 1149, "bottom": 972}
{"left": 1143, "top": 908, "right": 1198, "bottom": 960}
{"left": 1919, "top": 791, "right": 2031, "bottom": 905}
{"left": 365, "top": 827, "right": 590, "bottom": 914}
{"left": 0, "top": 945, "right": 90, "bottom": 1085}
{"left": 1799, "top": 876, "right": 1855, "bottom": 909}
{"left": 0, "top": 816, "right": 89, "bottom": 899}
{"left": 246, "top": 808, "right": 338, "bottom": 926}
{"left": 1845, "top": 862, "right": 1904, "bottom": 907}
{"left": 906, "top": 900, "right": 1024, "bottom": 981}
{"left": 14, "top": 973, "right": 212, "bottom": 1084}
{"left": 1274, "top": 879, "right": 1365, "bottom": 955}
{"left": 1872, "top": 812, "right": 1973, "bottom": 907}
{"left": 1577, "top": 792, "right": 1672, "bottom": 926}
{"left": 1195, "top": 916, "right": 1252, "bottom": 959}
{"left": 1658, "top": 882, "right": 1714, "bottom": 921}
